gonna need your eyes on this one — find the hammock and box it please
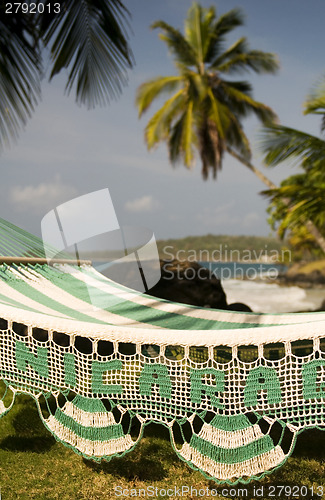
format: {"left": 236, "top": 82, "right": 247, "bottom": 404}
{"left": 0, "top": 218, "right": 325, "bottom": 484}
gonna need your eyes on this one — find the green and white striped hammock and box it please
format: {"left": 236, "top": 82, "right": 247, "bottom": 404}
{"left": 0, "top": 218, "right": 325, "bottom": 484}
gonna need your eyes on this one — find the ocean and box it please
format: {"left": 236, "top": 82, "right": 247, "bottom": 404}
{"left": 199, "top": 262, "right": 325, "bottom": 313}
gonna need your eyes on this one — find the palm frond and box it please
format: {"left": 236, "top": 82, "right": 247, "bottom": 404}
{"left": 144, "top": 90, "right": 185, "bottom": 148}
{"left": 207, "top": 88, "right": 228, "bottom": 138}
{"left": 205, "top": 8, "right": 244, "bottom": 66}
{"left": 184, "top": 3, "right": 216, "bottom": 67}
{"left": 166, "top": 102, "right": 195, "bottom": 167}
{"left": 217, "top": 79, "right": 252, "bottom": 94}
{"left": 220, "top": 82, "right": 277, "bottom": 123}
{"left": 304, "top": 79, "right": 325, "bottom": 115}
{"left": 260, "top": 124, "right": 325, "bottom": 168}
{"left": 262, "top": 172, "right": 325, "bottom": 239}
{"left": 210, "top": 37, "right": 248, "bottom": 68}
{"left": 136, "top": 76, "right": 182, "bottom": 116}
{"left": 181, "top": 100, "right": 194, "bottom": 166}
{"left": 0, "top": 15, "right": 41, "bottom": 149}
{"left": 225, "top": 119, "right": 251, "bottom": 161}
{"left": 43, "top": 0, "right": 133, "bottom": 107}
{"left": 185, "top": 71, "right": 208, "bottom": 101}
{"left": 168, "top": 113, "right": 186, "bottom": 165}
{"left": 214, "top": 8, "right": 244, "bottom": 37}
{"left": 216, "top": 50, "right": 279, "bottom": 75}
{"left": 151, "top": 21, "right": 197, "bottom": 67}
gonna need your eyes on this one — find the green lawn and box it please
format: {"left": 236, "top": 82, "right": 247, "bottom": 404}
{"left": 0, "top": 394, "right": 324, "bottom": 499}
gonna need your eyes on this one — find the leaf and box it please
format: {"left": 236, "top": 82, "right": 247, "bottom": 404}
{"left": 221, "top": 82, "right": 277, "bottom": 123}
{"left": 214, "top": 8, "right": 244, "bottom": 37}
{"left": 136, "top": 76, "right": 182, "bottom": 116}
{"left": 151, "top": 21, "right": 197, "bottom": 68}
{"left": 181, "top": 100, "right": 194, "bottom": 166}
{"left": 260, "top": 124, "right": 325, "bottom": 168}
{"left": 184, "top": 3, "right": 216, "bottom": 67}
{"left": 144, "top": 90, "right": 185, "bottom": 148}
{"left": 43, "top": 0, "right": 133, "bottom": 107}
{"left": 168, "top": 114, "right": 186, "bottom": 165}
{"left": 216, "top": 49, "right": 279, "bottom": 75}
{"left": 0, "top": 14, "right": 41, "bottom": 149}
{"left": 304, "top": 78, "right": 325, "bottom": 115}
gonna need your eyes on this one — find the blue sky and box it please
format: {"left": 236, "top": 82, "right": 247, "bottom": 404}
{"left": 1, "top": 0, "right": 325, "bottom": 240}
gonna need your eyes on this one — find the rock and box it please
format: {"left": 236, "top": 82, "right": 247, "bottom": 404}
{"left": 277, "top": 269, "right": 325, "bottom": 287}
{"left": 146, "top": 259, "right": 228, "bottom": 309}
{"left": 227, "top": 302, "right": 253, "bottom": 312}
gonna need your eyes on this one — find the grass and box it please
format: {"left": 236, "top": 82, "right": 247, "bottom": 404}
{"left": 0, "top": 395, "right": 325, "bottom": 499}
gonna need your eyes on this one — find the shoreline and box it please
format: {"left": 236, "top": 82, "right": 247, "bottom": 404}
{"left": 222, "top": 277, "right": 325, "bottom": 314}
{"left": 153, "top": 259, "right": 325, "bottom": 314}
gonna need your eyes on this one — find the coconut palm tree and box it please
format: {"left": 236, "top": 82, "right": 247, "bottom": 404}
{"left": 136, "top": 2, "right": 279, "bottom": 181}
{"left": 261, "top": 125, "right": 325, "bottom": 170}
{"left": 263, "top": 170, "right": 325, "bottom": 237}
{"left": 260, "top": 82, "right": 325, "bottom": 252}
{"left": 0, "top": 0, "right": 133, "bottom": 150}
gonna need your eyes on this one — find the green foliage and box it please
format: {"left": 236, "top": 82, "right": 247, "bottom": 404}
{"left": 286, "top": 227, "right": 321, "bottom": 261}
{"left": 263, "top": 171, "right": 325, "bottom": 239}
{"left": 157, "top": 234, "right": 286, "bottom": 261}
{"left": 0, "top": 0, "right": 133, "bottom": 150}
{"left": 261, "top": 79, "right": 325, "bottom": 246}
{"left": 260, "top": 124, "right": 325, "bottom": 169}
{"left": 0, "top": 10, "right": 41, "bottom": 148}
{"left": 136, "top": 2, "right": 278, "bottom": 179}
{"left": 304, "top": 79, "right": 325, "bottom": 120}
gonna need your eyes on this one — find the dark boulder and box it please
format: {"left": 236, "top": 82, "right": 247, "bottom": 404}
{"left": 277, "top": 269, "right": 325, "bottom": 287}
{"left": 146, "top": 260, "right": 228, "bottom": 309}
{"left": 227, "top": 302, "right": 253, "bottom": 312}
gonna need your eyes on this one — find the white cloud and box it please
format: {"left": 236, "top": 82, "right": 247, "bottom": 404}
{"left": 10, "top": 176, "right": 78, "bottom": 214}
{"left": 125, "top": 195, "right": 160, "bottom": 213}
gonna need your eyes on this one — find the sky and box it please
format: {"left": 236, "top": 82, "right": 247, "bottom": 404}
{"left": 2, "top": 0, "right": 325, "bottom": 241}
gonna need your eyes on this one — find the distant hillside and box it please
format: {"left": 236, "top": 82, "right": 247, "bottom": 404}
{"left": 156, "top": 234, "right": 290, "bottom": 263}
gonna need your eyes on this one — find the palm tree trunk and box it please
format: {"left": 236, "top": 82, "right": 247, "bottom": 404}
{"left": 227, "top": 147, "right": 325, "bottom": 253}
{"left": 305, "top": 221, "right": 325, "bottom": 253}
{"left": 227, "top": 148, "right": 277, "bottom": 189}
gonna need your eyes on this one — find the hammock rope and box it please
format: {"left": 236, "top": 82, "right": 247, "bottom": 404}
{"left": 0, "top": 218, "right": 324, "bottom": 484}
{"left": 0, "top": 218, "right": 46, "bottom": 257}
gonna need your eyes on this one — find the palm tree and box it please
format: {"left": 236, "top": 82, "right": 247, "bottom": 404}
{"left": 262, "top": 170, "right": 325, "bottom": 239}
{"left": 0, "top": 0, "right": 133, "bottom": 150}
{"left": 260, "top": 82, "right": 325, "bottom": 252}
{"left": 136, "top": 2, "right": 279, "bottom": 182}
{"left": 261, "top": 125, "right": 325, "bottom": 170}
{"left": 287, "top": 226, "right": 321, "bottom": 260}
